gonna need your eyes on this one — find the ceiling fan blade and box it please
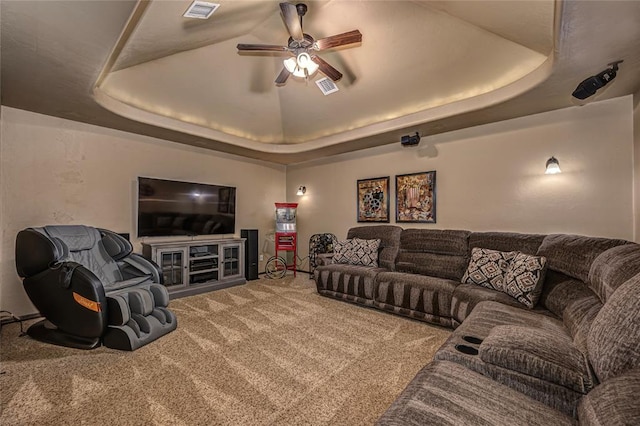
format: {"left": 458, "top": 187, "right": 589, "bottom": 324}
{"left": 314, "top": 30, "right": 362, "bottom": 51}
{"left": 275, "top": 67, "right": 291, "bottom": 85}
{"left": 311, "top": 55, "right": 343, "bottom": 82}
{"left": 280, "top": 2, "right": 304, "bottom": 42}
{"left": 237, "top": 43, "right": 289, "bottom": 52}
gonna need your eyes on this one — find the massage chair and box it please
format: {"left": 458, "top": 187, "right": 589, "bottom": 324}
{"left": 15, "top": 225, "right": 177, "bottom": 350}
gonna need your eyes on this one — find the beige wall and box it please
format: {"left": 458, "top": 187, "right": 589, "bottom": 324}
{"left": 634, "top": 91, "right": 640, "bottom": 241}
{"left": 288, "top": 96, "right": 635, "bottom": 263}
{"left": 1, "top": 95, "right": 635, "bottom": 315}
{"left": 0, "top": 107, "right": 286, "bottom": 317}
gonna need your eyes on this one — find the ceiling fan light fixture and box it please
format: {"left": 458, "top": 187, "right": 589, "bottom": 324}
{"left": 283, "top": 53, "right": 319, "bottom": 79}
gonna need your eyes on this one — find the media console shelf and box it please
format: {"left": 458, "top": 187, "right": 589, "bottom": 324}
{"left": 142, "top": 237, "right": 245, "bottom": 299}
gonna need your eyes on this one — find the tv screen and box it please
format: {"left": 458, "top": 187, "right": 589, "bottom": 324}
{"left": 137, "top": 177, "right": 236, "bottom": 237}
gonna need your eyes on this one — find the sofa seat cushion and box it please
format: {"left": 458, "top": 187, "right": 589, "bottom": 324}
{"left": 578, "top": 368, "right": 640, "bottom": 426}
{"left": 376, "top": 361, "right": 574, "bottom": 426}
{"left": 374, "top": 271, "right": 458, "bottom": 327}
{"left": 435, "top": 302, "right": 580, "bottom": 415}
{"left": 315, "top": 263, "right": 385, "bottom": 303}
{"left": 451, "top": 283, "right": 546, "bottom": 327}
{"left": 479, "top": 325, "right": 594, "bottom": 393}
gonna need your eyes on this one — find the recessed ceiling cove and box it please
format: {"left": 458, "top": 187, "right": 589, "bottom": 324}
{"left": 94, "top": 0, "right": 555, "bottom": 153}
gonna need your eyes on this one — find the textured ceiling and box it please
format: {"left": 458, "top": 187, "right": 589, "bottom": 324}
{"left": 2, "top": 1, "right": 640, "bottom": 164}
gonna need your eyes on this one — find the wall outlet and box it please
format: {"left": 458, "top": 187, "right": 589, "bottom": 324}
{"left": 259, "top": 254, "right": 264, "bottom": 261}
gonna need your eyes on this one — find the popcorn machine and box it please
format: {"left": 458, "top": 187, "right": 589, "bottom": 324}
{"left": 275, "top": 202, "right": 298, "bottom": 276}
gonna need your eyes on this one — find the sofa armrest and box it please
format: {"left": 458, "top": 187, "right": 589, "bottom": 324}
{"left": 316, "top": 253, "right": 334, "bottom": 266}
{"left": 479, "top": 325, "right": 594, "bottom": 393}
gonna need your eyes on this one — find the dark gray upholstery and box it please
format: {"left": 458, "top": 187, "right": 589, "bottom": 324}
{"left": 588, "top": 243, "right": 640, "bottom": 303}
{"left": 470, "top": 231, "right": 546, "bottom": 255}
{"left": 376, "top": 361, "right": 575, "bottom": 426}
{"left": 434, "top": 302, "right": 582, "bottom": 416}
{"left": 539, "top": 270, "right": 596, "bottom": 318}
{"left": 375, "top": 272, "right": 458, "bottom": 327}
{"left": 346, "top": 225, "right": 402, "bottom": 271}
{"left": 16, "top": 225, "right": 177, "bottom": 351}
{"left": 395, "top": 229, "right": 470, "bottom": 280}
{"left": 479, "top": 325, "right": 595, "bottom": 394}
{"left": 587, "top": 275, "right": 640, "bottom": 383}
{"left": 314, "top": 264, "right": 384, "bottom": 306}
{"left": 536, "top": 234, "right": 629, "bottom": 282}
{"left": 563, "top": 295, "right": 602, "bottom": 354}
{"left": 578, "top": 368, "right": 640, "bottom": 426}
{"left": 313, "top": 227, "right": 640, "bottom": 423}
{"left": 450, "top": 283, "right": 547, "bottom": 327}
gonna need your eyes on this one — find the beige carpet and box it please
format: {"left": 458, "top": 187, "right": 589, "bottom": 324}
{"left": 1, "top": 276, "right": 450, "bottom": 425}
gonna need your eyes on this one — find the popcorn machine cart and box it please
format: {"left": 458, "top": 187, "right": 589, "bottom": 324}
{"left": 275, "top": 202, "right": 298, "bottom": 277}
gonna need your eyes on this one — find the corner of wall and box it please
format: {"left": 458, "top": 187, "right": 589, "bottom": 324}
{"left": 633, "top": 90, "right": 640, "bottom": 241}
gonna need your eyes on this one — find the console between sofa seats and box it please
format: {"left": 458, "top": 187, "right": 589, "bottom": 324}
{"left": 434, "top": 301, "right": 584, "bottom": 416}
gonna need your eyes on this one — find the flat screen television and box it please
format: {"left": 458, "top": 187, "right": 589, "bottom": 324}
{"left": 137, "top": 177, "right": 236, "bottom": 237}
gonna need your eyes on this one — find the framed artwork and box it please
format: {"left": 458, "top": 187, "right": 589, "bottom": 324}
{"left": 357, "top": 176, "right": 390, "bottom": 222}
{"left": 395, "top": 171, "right": 436, "bottom": 223}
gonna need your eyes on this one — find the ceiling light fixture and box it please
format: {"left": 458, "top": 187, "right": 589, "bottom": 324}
{"left": 545, "top": 157, "right": 561, "bottom": 174}
{"left": 296, "top": 186, "right": 307, "bottom": 196}
{"left": 284, "top": 53, "right": 319, "bottom": 79}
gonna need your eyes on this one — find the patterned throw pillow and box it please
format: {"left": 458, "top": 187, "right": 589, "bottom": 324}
{"left": 461, "top": 247, "right": 517, "bottom": 291}
{"left": 333, "top": 238, "right": 381, "bottom": 267}
{"left": 503, "top": 252, "right": 548, "bottom": 308}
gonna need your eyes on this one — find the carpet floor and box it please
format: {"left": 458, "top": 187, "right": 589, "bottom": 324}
{"left": 1, "top": 276, "right": 450, "bottom": 425}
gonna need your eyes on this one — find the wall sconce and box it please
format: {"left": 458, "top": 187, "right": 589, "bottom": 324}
{"left": 296, "top": 186, "right": 306, "bottom": 196}
{"left": 545, "top": 157, "right": 561, "bottom": 174}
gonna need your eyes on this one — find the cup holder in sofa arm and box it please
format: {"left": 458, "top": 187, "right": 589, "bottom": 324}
{"left": 455, "top": 344, "right": 479, "bottom": 355}
{"left": 462, "top": 336, "right": 484, "bottom": 345}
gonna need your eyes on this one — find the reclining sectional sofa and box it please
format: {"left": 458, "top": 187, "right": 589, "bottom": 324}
{"left": 314, "top": 226, "right": 640, "bottom": 424}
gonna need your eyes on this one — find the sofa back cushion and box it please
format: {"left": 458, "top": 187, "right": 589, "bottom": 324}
{"left": 536, "top": 234, "right": 629, "bottom": 282}
{"left": 469, "top": 232, "right": 545, "bottom": 255}
{"left": 347, "top": 225, "right": 402, "bottom": 270}
{"left": 587, "top": 274, "right": 640, "bottom": 383}
{"left": 588, "top": 243, "right": 640, "bottom": 303}
{"left": 395, "top": 229, "right": 470, "bottom": 281}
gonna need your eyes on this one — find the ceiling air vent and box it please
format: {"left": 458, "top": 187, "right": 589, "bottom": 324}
{"left": 183, "top": 1, "right": 220, "bottom": 19}
{"left": 315, "top": 77, "right": 339, "bottom": 96}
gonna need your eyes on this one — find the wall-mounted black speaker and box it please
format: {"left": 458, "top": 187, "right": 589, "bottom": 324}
{"left": 401, "top": 132, "right": 421, "bottom": 146}
{"left": 241, "top": 229, "right": 259, "bottom": 280}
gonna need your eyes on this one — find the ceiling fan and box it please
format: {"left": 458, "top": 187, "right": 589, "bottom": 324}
{"left": 237, "top": 2, "right": 362, "bottom": 85}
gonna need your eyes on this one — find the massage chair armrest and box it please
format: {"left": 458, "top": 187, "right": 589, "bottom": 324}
{"left": 22, "top": 262, "right": 107, "bottom": 338}
{"left": 119, "top": 253, "right": 161, "bottom": 283}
